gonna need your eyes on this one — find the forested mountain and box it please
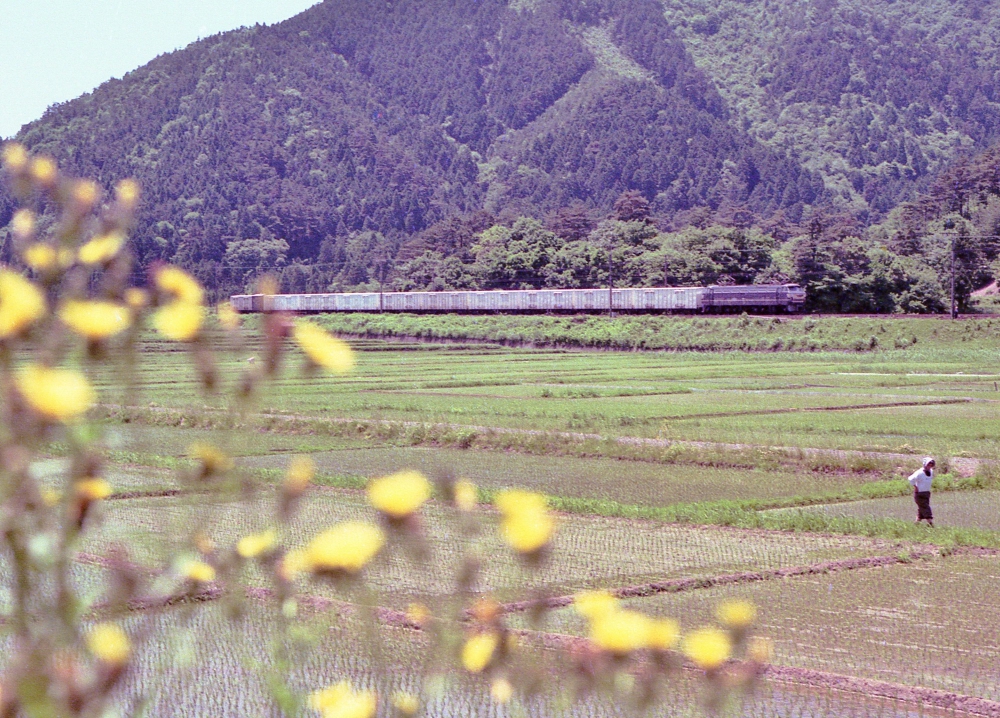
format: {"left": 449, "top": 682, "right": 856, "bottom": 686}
{"left": 2, "top": 0, "right": 1000, "bottom": 307}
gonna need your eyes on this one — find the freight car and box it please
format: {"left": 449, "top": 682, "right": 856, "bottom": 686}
{"left": 231, "top": 285, "right": 806, "bottom": 314}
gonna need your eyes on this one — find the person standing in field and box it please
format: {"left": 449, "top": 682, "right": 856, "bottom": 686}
{"left": 908, "top": 457, "right": 935, "bottom": 527}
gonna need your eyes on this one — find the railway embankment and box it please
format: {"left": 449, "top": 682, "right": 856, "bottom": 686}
{"left": 304, "top": 313, "right": 1000, "bottom": 352}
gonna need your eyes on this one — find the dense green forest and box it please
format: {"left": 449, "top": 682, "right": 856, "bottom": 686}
{"left": 2, "top": 0, "right": 1000, "bottom": 311}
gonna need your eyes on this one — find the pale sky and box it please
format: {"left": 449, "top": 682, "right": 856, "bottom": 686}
{"left": 0, "top": 0, "right": 321, "bottom": 139}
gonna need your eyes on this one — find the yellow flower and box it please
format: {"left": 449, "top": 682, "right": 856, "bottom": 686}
{"left": 1, "top": 142, "right": 28, "bottom": 172}
{"left": 217, "top": 300, "right": 240, "bottom": 330}
{"left": 16, "top": 364, "right": 95, "bottom": 422}
{"left": 194, "top": 532, "right": 215, "bottom": 555}
{"left": 367, "top": 470, "right": 431, "bottom": 518}
{"left": 179, "top": 558, "right": 216, "bottom": 583}
{"left": 30, "top": 156, "right": 57, "bottom": 186}
{"left": 649, "top": 618, "right": 681, "bottom": 651}
{"left": 71, "top": 179, "right": 99, "bottom": 210}
{"left": 59, "top": 300, "right": 131, "bottom": 339}
{"left": 495, "top": 489, "right": 554, "bottom": 554}
{"left": 453, "top": 479, "right": 477, "bottom": 511}
{"left": 115, "top": 178, "right": 140, "bottom": 209}
{"left": 293, "top": 320, "right": 355, "bottom": 374}
{"left": 682, "top": 627, "right": 732, "bottom": 670}
{"left": 590, "top": 609, "right": 652, "bottom": 655}
{"left": 78, "top": 232, "right": 125, "bottom": 265}
{"left": 405, "top": 602, "right": 431, "bottom": 627}
{"left": 12, "top": 209, "right": 35, "bottom": 239}
{"left": 279, "top": 547, "right": 309, "bottom": 581}
{"left": 494, "top": 489, "right": 546, "bottom": 515}
{"left": 461, "top": 631, "right": 499, "bottom": 673}
{"left": 574, "top": 590, "right": 618, "bottom": 620}
{"left": 716, "top": 599, "right": 757, "bottom": 629}
{"left": 747, "top": 636, "right": 774, "bottom": 663}
{"left": 154, "top": 265, "right": 204, "bottom": 304}
{"left": 0, "top": 270, "right": 46, "bottom": 338}
{"left": 23, "top": 243, "right": 56, "bottom": 272}
{"left": 490, "top": 677, "right": 513, "bottom": 705}
{"left": 309, "top": 681, "right": 377, "bottom": 718}
{"left": 152, "top": 301, "right": 203, "bottom": 341}
{"left": 124, "top": 287, "right": 148, "bottom": 309}
{"left": 188, "top": 442, "right": 234, "bottom": 474}
{"left": 237, "top": 528, "right": 277, "bottom": 559}
{"left": 284, "top": 456, "right": 315, "bottom": 495}
{"left": 75, "top": 478, "right": 112, "bottom": 501}
{"left": 306, "top": 522, "right": 385, "bottom": 574}
{"left": 391, "top": 691, "right": 420, "bottom": 715}
{"left": 86, "top": 623, "right": 131, "bottom": 666}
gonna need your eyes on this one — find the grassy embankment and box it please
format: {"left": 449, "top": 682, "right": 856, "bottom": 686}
{"left": 311, "top": 312, "right": 1000, "bottom": 352}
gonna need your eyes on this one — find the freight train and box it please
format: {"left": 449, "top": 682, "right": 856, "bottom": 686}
{"left": 231, "top": 284, "right": 807, "bottom": 314}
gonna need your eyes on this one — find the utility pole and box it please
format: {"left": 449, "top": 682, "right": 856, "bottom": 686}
{"left": 950, "top": 234, "right": 957, "bottom": 319}
{"left": 607, "top": 243, "right": 614, "bottom": 317}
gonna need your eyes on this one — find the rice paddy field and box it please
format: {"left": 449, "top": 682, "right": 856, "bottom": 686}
{"left": 16, "top": 321, "right": 1000, "bottom": 717}
{"left": 766, "top": 491, "right": 1000, "bottom": 532}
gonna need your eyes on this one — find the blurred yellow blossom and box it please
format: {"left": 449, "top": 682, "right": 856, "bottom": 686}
{"left": 152, "top": 301, "right": 203, "bottom": 341}
{"left": 23, "top": 243, "right": 56, "bottom": 272}
{"left": 59, "top": 300, "right": 131, "bottom": 339}
{"left": 237, "top": 528, "right": 277, "bottom": 559}
{"left": 293, "top": 320, "right": 355, "bottom": 374}
{"left": 682, "top": 627, "right": 732, "bottom": 670}
{"left": 124, "top": 287, "right": 148, "bottom": 309}
{"left": 453, "top": 479, "right": 477, "bottom": 511}
{"left": 747, "top": 636, "right": 774, "bottom": 663}
{"left": 495, "top": 489, "right": 554, "bottom": 554}
{"left": 0, "top": 270, "right": 46, "bottom": 338}
{"left": 16, "top": 364, "right": 94, "bottom": 421}
{"left": 308, "top": 681, "right": 376, "bottom": 718}
{"left": 306, "top": 522, "right": 385, "bottom": 574}
{"left": 71, "top": 179, "right": 99, "bottom": 210}
{"left": 86, "top": 623, "right": 131, "bottom": 666}
{"left": 648, "top": 617, "right": 681, "bottom": 651}
{"left": 75, "top": 478, "right": 112, "bottom": 501}
{"left": 41, "top": 487, "right": 62, "bottom": 507}
{"left": 115, "top": 178, "right": 140, "bottom": 209}
{"left": 368, "top": 470, "right": 431, "bottom": 518}
{"left": 590, "top": 609, "right": 652, "bottom": 654}
{"left": 284, "top": 455, "right": 315, "bottom": 495}
{"left": 217, "top": 300, "right": 240, "bottom": 330}
{"left": 716, "top": 600, "right": 757, "bottom": 629}
{"left": 194, "top": 532, "right": 215, "bottom": 555}
{"left": 490, "top": 677, "right": 513, "bottom": 705}
{"left": 574, "top": 590, "right": 618, "bottom": 620}
{"left": 405, "top": 602, "right": 431, "bottom": 627}
{"left": 179, "top": 558, "right": 216, "bottom": 583}
{"left": 469, "top": 596, "right": 501, "bottom": 623}
{"left": 461, "top": 631, "right": 499, "bottom": 673}
{"left": 29, "top": 156, "right": 57, "bottom": 186}
{"left": 1, "top": 142, "right": 28, "bottom": 172}
{"left": 391, "top": 691, "right": 419, "bottom": 715}
{"left": 155, "top": 265, "right": 204, "bottom": 304}
{"left": 12, "top": 209, "right": 35, "bottom": 239}
{"left": 279, "top": 547, "right": 309, "bottom": 581}
{"left": 78, "top": 232, "right": 125, "bottom": 266}
{"left": 188, "top": 442, "right": 233, "bottom": 475}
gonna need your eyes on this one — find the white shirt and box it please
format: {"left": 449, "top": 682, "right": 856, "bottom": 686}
{"left": 908, "top": 468, "right": 933, "bottom": 492}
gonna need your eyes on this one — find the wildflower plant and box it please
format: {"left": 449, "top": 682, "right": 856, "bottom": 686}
{"left": 0, "top": 146, "right": 771, "bottom": 716}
